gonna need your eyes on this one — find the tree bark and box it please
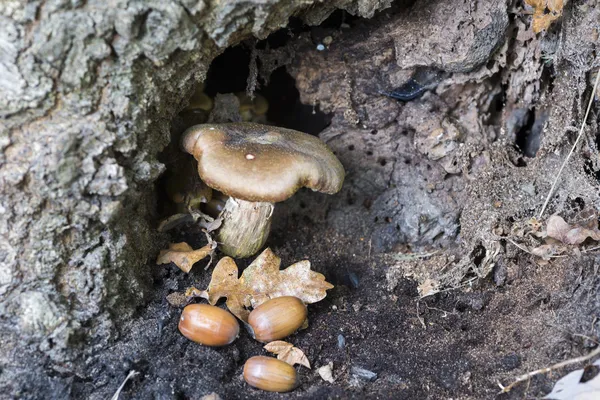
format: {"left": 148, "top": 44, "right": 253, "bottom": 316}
{"left": 0, "top": 0, "right": 392, "bottom": 396}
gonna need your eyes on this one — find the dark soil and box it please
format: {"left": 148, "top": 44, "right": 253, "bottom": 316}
{"left": 77, "top": 215, "right": 600, "bottom": 400}
{"left": 74, "top": 2, "right": 600, "bottom": 400}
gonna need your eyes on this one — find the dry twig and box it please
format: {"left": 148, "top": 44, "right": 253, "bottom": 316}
{"left": 498, "top": 346, "right": 600, "bottom": 393}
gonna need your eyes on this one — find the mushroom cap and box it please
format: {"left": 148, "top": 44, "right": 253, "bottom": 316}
{"left": 181, "top": 122, "right": 345, "bottom": 203}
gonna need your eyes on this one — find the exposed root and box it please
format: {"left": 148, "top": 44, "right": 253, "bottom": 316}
{"left": 110, "top": 370, "right": 139, "bottom": 400}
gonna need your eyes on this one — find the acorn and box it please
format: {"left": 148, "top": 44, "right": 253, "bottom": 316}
{"left": 178, "top": 304, "right": 239, "bottom": 346}
{"left": 248, "top": 296, "right": 307, "bottom": 343}
{"left": 243, "top": 356, "right": 298, "bottom": 392}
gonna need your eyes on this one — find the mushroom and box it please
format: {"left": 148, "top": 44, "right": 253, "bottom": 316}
{"left": 181, "top": 122, "right": 345, "bottom": 258}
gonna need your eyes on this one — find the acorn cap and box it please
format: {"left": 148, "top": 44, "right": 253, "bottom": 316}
{"left": 181, "top": 122, "right": 345, "bottom": 203}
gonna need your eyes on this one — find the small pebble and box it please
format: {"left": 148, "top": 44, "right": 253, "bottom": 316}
{"left": 351, "top": 366, "right": 378, "bottom": 382}
{"left": 337, "top": 334, "right": 346, "bottom": 348}
{"left": 316, "top": 44, "right": 326, "bottom": 51}
{"left": 347, "top": 271, "right": 359, "bottom": 289}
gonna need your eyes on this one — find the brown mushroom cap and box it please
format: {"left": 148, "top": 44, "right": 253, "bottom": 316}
{"left": 181, "top": 122, "right": 345, "bottom": 203}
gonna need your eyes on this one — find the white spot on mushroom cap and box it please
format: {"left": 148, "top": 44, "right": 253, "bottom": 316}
{"left": 246, "top": 154, "right": 255, "bottom": 160}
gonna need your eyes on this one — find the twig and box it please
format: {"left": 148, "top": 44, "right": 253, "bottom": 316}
{"left": 110, "top": 370, "right": 139, "bottom": 400}
{"left": 392, "top": 250, "right": 440, "bottom": 261}
{"left": 498, "top": 345, "right": 600, "bottom": 393}
{"left": 539, "top": 67, "right": 600, "bottom": 218}
{"left": 415, "top": 301, "right": 426, "bottom": 330}
{"left": 582, "top": 244, "right": 600, "bottom": 253}
{"left": 438, "top": 276, "right": 478, "bottom": 293}
{"left": 505, "top": 238, "right": 535, "bottom": 255}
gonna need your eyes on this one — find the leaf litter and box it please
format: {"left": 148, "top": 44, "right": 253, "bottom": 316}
{"left": 185, "top": 247, "right": 333, "bottom": 321}
{"left": 545, "top": 215, "right": 600, "bottom": 245}
{"left": 156, "top": 242, "right": 214, "bottom": 273}
{"left": 264, "top": 341, "right": 311, "bottom": 369}
{"left": 505, "top": 214, "right": 600, "bottom": 260}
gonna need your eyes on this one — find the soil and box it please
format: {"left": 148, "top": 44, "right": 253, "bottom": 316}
{"left": 8, "top": 1, "right": 600, "bottom": 399}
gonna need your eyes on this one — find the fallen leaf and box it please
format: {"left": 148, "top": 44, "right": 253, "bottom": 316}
{"left": 318, "top": 362, "right": 335, "bottom": 383}
{"left": 157, "top": 242, "right": 212, "bottom": 273}
{"left": 185, "top": 286, "right": 208, "bottom": 298}
{"left": 531, "top": 243, "right": 567, "bottom": 260}
{"left": 546, "top": 215, "right": 600, "bottom": 245}
{"left": 525, "top": 0, "right": 564, "bottom": 33}
{"left": 418, "top": 278, "right": 440, "bottom": 298}
{"left": 202, "top": 248, "right": 333, "bottom": 321}
{"left": 264, "top": 341, "right": 311, "bottom": 369}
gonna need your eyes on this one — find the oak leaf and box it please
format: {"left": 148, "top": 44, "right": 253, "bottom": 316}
{"left": 196, "top": 247, "right": 333, "bottom": 321}
{"left": 264, "top": 341, "right": 311, "bottom": 369}
{"left": 157, "top": 242, "right": 212, "bottom": 273}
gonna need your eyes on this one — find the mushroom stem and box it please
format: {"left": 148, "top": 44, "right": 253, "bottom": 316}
{"left": 216, "top": 198, "right": 273, "bottom": 258}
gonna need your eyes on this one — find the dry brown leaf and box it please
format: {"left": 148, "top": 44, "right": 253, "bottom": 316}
{"left": 202, "top": 248, "right": 333, "bottom": 321}
{"left": 318, "top": 362, "right": 335, "bottom": 383}
{"left": 525, "top": 0, "right": 564, "bottom": 33}
{"left": 546, "top": 215, "right": 600, "bottom": 245}
{"left": 264, "top": 341, "right": 311, "bottom": 369}
{"left": 156, "top": 242, "right": 212, "bottom": 273}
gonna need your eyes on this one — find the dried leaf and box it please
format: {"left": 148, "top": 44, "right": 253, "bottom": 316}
{"left": 264, "top": 340, "right": 294, "bottom": 354}
{"left": 203, "top": 248, "right": 333, "bottom": 321}
{"left": 318, "top": 362, "right": 335, "bottom": 383}
{"left": 418, "top": 278, "right": 440, "bottom": 298}
{"left": 525, "top": 0, "right": 564, "bottom": 33}
{"left": 185, "top": 286, "right": 208, "bottom": 299}
{"left": 156, "top": 242, "right": 212, "bottom": 273}
{"left": 264, "top": 341, "right": 311, "bottom": 369}
{"left": 546, "top": 215, "right": 600, "bottom": 245}
{"left": 531, "top": 244, "right": 567, "bottom": 260}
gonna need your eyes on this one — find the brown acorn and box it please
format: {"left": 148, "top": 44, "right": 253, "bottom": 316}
{"left": 178, "top": 304, "right": 239, "bottom": 346}
{"left": 248, "top": 296, "right": 307, "bottom": 343}
{"left": 243, "top": 356, "right": 298, "bottom": 392}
